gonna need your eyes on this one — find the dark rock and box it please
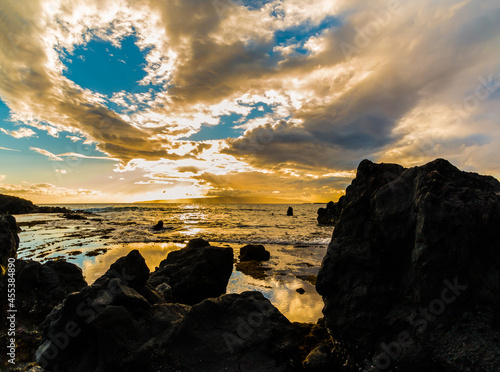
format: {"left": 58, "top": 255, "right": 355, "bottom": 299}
{"left": 239, "top": 244, "right": 270, "bottom": 261}
{"left": 287, "top": 206, "right": 294, "bottom": 216}
{"left": 61, "top": 213, "right": 87, "bottom": 220}
{"left": 317, "top": 200, "right": 342, "bottom": 225}
{"left": 0, "top": 214, "right": 18, "bottom": 276}
{"left": 12, "top": 259, "right": 87, "bottom": 326}
{"left": 293, "top": 318, "right": 333, "bottom": 364}
{"left": 296, "top": 288, "right": 305, "bottom": 295}
{"left": 148, "top": 238, "right": 233, "bottom": 305}
{"left": 36, "top": 250, "right": 182, "bottom": 372}
{"left": 0, "top": 194, "right": 71, "bottom": 214}
{"left": 152, "top": 220, "right": 163, "bottom": 231}
{"left": 36, "top": 257, "right": 299, "bottom": 372}
{"left": 167, "top": 291, "right": 300, "bottom": 371}
{"left": 316, "top": 158, "right": 500, "bottom": 370}
{"left": 303, "top": 344, "right": 341, "bottom": 372}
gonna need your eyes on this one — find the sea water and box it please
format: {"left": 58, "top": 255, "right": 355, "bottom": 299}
{"left": 14, "top": 203, "right": 333, "bottom": 322}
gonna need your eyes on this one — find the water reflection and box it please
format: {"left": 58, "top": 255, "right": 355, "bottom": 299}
{"left": 81, "top": 242, "right": 324, "bottom": 322}
{"left": 82, "top": 242, "right": 184, "bottom": 284}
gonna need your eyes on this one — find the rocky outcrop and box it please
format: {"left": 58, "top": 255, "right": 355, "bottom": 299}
{"left": 239, "top": 244, "right": 270, "bottom": 261}
{"left": 14, "top": 260, "right": 87, "bottom": 325}
{"left": 152, "top": 220, "right": 163, "bottom": 231}
{"left": 148, "top": 238, "right": 233, "bottom": 305}
{"left": 317, "top": 201, "right": 343, "bottom": 225}
{"left": 0, "top": 214, "right": 18, "bottom": 276}
{"left": 316, "top": 158, "right": 500, "bottom": 371}
{"left": 287, "top": 206, "right": 294, "bottom": 216}
{"left": 36, "top": 249, "right": 300, "bottom": 372}
{"left": 167, "top": 291, "right": 300, "bottom": 371}
{"left": 0, "top": 194, "right": 71, "bottom": 215}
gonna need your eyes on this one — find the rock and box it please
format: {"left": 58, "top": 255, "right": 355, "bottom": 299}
{"left": 0, "top": 214, "right": 18, "bottom": 276}
{"left": 239, "top": 244, "right": 270, "bottom": 261}
{"left": 36, "top": 258, "right": 299, "bottom": 372}
{"left": 12, "top": 259, "right": 87, "bottom": 326}
{"left": 61, "top": 213, "right": 87, "bottom": 220}
{"left": 317, "top": 201, "right": 342, "bottom": 225}
{"left": 296, "top": 288, "right": 305, "bottom": 295}
{"left": 303, "top": 344, "right": 341, "bottom": 372}
{"left": 0, "top": 194, "right": 71, "bottom": 214}
{"left": 287, "top": 206, "right": 294, "bottom": 216}
{"left": 316, "top": 158, "right": 500, "bottom": 370}
{"left": 148, "top": 238, "right": 233, "bottom": 305}
{"left": 152, "top": 220, "right": 163, "bottom": 231}
{"left": 167, "top": 291, "right": 300, "bottom": 371}
{"left": 36, "top": 250, "right": 182, "bottom": 372}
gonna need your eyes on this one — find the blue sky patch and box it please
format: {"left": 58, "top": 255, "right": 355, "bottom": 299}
{"left": 62, "top": 35, "right": 152, "bottom": 96}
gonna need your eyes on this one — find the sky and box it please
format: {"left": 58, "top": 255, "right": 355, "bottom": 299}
{"left": 0, "top": 0, "right": 499, "bottom": 204}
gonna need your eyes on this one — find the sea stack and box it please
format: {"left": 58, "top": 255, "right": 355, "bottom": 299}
{"left": 316, "top": 158, "right": 500, "bottom": 370}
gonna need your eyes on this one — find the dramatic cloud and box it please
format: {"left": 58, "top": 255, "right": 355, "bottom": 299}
{"left": 0, "top": 0, "right": 499, "bottom": 202}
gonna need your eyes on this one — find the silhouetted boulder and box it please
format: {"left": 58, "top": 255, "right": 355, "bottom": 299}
{"left": 167, "top": 291, "right": 300, "bottom": 371}
{"left": 0, "top": 214, "right": 18, "bottom": 276}
{"left": 148, "top": 238, "right": 233, "bottom": 305}
{"left": 317, "top": 201, "right": 342, "bottom": 225}
{"left": 36, "top": 250, "right": 299, "bottom": 372}
{"left": 239, "top": 244, "right": 270, "bottom": 261}
{"left": 316, "top": 158, "right": 500, "bottom": 371}
{"left": 287, "top": 206, "right": 294, "bottom": 216}
{"left": 152, "top": 220, "right": 163, "bottom": 231}
{"left": 36, "top": 250, "right": 175, "bottom": 371}
{"left": 12, "top": 260, "right": 87, "bottom": 326}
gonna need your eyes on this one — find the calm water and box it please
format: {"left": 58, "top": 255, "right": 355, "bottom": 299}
{"left": 15, "top": 203, "right": 333, "bottom": 322}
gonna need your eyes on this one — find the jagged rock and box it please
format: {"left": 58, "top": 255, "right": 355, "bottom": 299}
{"left": 316, "top": 158, "right": 500, "bottom": 371}
{"left": 148, "top": 238, "right": 233, "bottom": 305}
{"left": 303, "top": 344, "right": 341, "bottom": 372}
{"left": 152, "top": 220, "right": 163, "bottom": 231}
{"left": 0, "top": 214, "right": 18, "bottom": 276}
{"left": 36, "top": 253, "right": 299, "bottom": 372}
{"left": 11, "top": 259, "right": 87, "bottom": 326}
{"left": 317, "top": 201, "right": 342, "bottom": 225}
{"left": 166, "top": 291, "right": 300, "bottom": 372}
{"left": 287, "top": 206, "right": 294, "bottom": 216}
{"left": 239, "top": 244, "right": 270, "bottom": 261}
{"left": 36, "top": 250, "right": 178, "bottom": 372}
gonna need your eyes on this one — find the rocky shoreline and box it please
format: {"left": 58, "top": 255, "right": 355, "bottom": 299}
{"left": 1, "top": 158, "right": 500, "bottom": 371}
{"left": 0, "top": 195, "right": 71, "bottom": 215}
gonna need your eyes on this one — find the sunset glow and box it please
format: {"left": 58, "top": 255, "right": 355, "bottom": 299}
{"left": 1, "top": 0, "right": 499, "bottom": 203}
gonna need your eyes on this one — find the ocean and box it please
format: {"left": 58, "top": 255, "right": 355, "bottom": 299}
{"left": 14, "top": 203, "right": 333, "bottom": 322}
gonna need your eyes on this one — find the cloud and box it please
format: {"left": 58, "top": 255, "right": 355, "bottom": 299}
{"left": 29, "top": 147, "right": 64, "bottom": 161}
{"left": 1, "top": 127, "right": 37, "bottom": 138}
{"left": 176, "top": 166, "right": 201, "bottom": 174}
{"left": 0, "top": 181, "right": 102, "bottom": 203}
{"left": 0, "top": 146, "right": 20, "bottom": 152}
{"left": 0, "top": 0, "right": 499, "bottom": 203}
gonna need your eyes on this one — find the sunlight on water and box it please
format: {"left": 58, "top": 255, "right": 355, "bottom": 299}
{"left": 14, "top": 203, "right": 332, "bottom": 322}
